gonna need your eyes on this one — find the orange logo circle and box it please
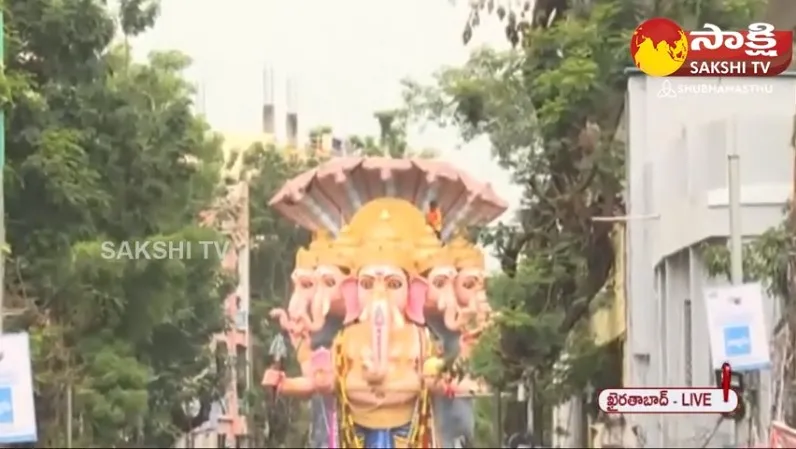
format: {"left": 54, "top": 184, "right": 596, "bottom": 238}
{"left": 630, "top": 18, "right": 689, "bottom": 77}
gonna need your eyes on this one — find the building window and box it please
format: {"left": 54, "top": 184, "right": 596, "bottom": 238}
{"left": 236, "top": 344, "right": 247, "bottom": 410}
{"left": 234, "top": 296, "right": 247, "bottom": 331}
{"left": 235, "top": 309, "right": 247, "bottom": 331}
{"left": 684, "top": 298, "right": 693, "bottom": 386}
{"left": 217, "top": 434, "right": 226, "bottom": 449}
{"left": 215, "top": 342, "right": 228, "bottom": 379}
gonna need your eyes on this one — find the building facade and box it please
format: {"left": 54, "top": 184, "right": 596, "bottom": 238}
{"left": 216, "top": 180, "right": 251, "bottom": 447}
{"left": 261, "top": 65, "right": 301, "bottom": 148}
{"left": 624, "top": 73, "right": 796, "bottom": 447}
{"left": 184, "top": 174, "right": 251, "bottom": 448}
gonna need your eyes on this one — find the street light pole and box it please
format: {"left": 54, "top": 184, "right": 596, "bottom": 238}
{"left": 0, "top": 3, "right": 6, "bottom": 337}
{"left": 66, "top": 384, "right": 73, "bottom": 448}
{"left": 728, "top": 157, "right": 743, "bottom": 286}
{"left": 494, "top": 388, "right": 503, "bottom": 447}
{"left": 727, "top": 117, "right": 745, "bottom": 448}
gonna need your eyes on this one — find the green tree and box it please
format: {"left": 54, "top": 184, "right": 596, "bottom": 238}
{"left": 699, "top": 211, "right": 796, "bottom": 425}
{"left": 347, "top": 110, "right": 439, "bottom": 158}
{"left": 347, "top": 134, "right": 382, "bottom": 156}
{"left": 404, "top": 0, "right": 762, "bottom": 441}
{"left": 374, "top": 109, "right": 408, "bottom": 157}
{"left": 308, "top": 125, "right": 334, "bottom": 150}
{"left": 2, "top": 0, "right": 230, "bottom": 446}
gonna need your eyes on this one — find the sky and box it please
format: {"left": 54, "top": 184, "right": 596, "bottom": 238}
{"left": 130, "top": 0, "right": 524, "bottom": 270}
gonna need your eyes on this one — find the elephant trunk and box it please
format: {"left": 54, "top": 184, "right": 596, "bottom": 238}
{"left": 426, "top": 315, "right": 461, "bottom": 360}
{"left": 367, "top": 299, "right": 391, "bottom": 383}
{"left": 307, "top": 293, "right": 329, "bottom": 333}
{"left": 474, "top": 291, "right": 490, "bottom": 324}
{"left": 466, "top": 293, "right": 493, "bottom": 338}
{"left": 443, "top": 305, "right": 461, "bottom": 331}
{"left": 442, "top": 295, "right": 473, "bottom": 332}
{"left": 442, "top": 293, "right": 463, "bottom": 331}
{"left": 269, "top": 308, "right": 293, "bottom": 333}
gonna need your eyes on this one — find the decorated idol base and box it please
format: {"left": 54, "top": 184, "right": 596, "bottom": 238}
{"left": 263, "top": 158, "right": 506, "bottom": 449}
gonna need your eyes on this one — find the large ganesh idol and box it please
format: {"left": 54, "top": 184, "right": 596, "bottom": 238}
{"left": 263, "top": 157, "right": 507, "bottom": 448}
{"left": 417, "top": 236, "right": 495, "bottom": 448}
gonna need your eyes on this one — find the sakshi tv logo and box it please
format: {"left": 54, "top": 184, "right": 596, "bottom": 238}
{"left": 630, "top": 18, "right": 793, "bottom": 77}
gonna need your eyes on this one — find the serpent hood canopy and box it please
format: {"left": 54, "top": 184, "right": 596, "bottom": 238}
{"left": 269, "top": 156, "right": 509, "bottom": 238}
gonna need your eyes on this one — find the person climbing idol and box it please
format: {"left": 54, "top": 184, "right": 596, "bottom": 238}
{"left": 426, "top": 199, "right": 442, "bottom": 239}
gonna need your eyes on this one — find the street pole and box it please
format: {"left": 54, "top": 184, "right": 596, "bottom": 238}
{"left": 727, "top": 117, "right": 744, "bottom": 448}
{"left": 494, "top": 388, "right": 503, "bottom": 447}
{"left": 66, "top": 383, "right": 73, "bottom": 448}
{"left": 0, "top": 14, "right": 7, "bottom": 449}
{"left": 0, "top": 3, "right": 6, "bottom": 338}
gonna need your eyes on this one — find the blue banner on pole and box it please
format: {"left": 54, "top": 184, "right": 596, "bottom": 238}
{"left": 0, "top": 332, "right": 37, "bottom": 444}
{"left": 705, "top": 283, "right": 771, "bottom": 372}
{"left": 723, "top": 325, "right": 752, "bottom": 357}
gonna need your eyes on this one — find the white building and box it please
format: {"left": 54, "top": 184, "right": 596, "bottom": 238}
{"left": 623, "top": 72, "right": 796, "bottom": 447}
{"left": 260, "top": 64, "right": 301, "bottom": 148}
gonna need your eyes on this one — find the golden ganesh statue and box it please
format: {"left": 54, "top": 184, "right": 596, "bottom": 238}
{"left": 263, "top": 157, "right": 507, "bottom": 448}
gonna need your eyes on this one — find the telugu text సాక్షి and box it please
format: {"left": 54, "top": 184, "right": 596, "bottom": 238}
{"left": 678, "top": 22, "right": 789, "bottom": 76}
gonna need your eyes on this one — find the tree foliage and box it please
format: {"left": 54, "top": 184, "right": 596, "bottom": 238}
{"left": 403, "top": 0, "right": 763, "bottom": 411}
{"left": 346, "top": 111, "right": 439, "bottom": 158}
{"left": 403, "top": 3, "right": 630, "bottom": 402}
{"left": 2, "top": 0, "right": 231, "bottom": 446}
{"left": 699, "top": 204, "right": 796, "bottom": 424}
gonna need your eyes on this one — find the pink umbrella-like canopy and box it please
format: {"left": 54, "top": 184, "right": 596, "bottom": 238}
{"left": 269, "top": 156, "right": 508, "bottom": 238}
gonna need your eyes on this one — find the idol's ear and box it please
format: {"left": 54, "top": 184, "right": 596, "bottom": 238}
{"left": 406, "top": 277, "right": 428, "bottom": 325}
{"left": 341, "top": 276, "right": 360, "bottom": 325}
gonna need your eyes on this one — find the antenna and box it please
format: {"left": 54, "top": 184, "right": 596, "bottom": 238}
{"left": 262, "top": 65, "right": 275, "bottom": 134}
{"left": 263, "top": 64, "right": 275, "bottom": 105}
{"left": 286, "top": 76, "right": 298, "bottom": 147}
{"left": 286, "top": 76, "right": 298, "bottom": 114}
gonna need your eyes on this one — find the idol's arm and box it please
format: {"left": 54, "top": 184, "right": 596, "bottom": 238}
{"left": 427, "top": 374, "right": 487, "bottom": 397}
{"left": 262, "top": 370, "right": 315, "bottom": 399}
{"left": 279, "top": 376, "right": 315, "bottom": 398}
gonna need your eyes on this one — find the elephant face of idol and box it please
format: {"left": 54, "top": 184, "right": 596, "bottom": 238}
{"left": 455, "top": 267, "right": 493, "bottom": 339}
{"left": 269, "top": 267, "right": 315, "bottom": 343}
{"left": 341, "top": 265, "right": 426, "bottom": 326}
{"left": 306, "top": 264, "right": 349, "bottom": 332}
{"left": 454, "top": 267, "right": 484, "bottom": 309}
{"left": 425, "top": 266, "right": 470, "bottom": 331}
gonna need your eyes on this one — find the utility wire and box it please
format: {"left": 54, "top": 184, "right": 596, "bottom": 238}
{"left": 700, "top": 417, "right": 725, "bottom": 449}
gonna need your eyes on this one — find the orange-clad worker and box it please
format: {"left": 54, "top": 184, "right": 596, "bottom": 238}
{"left": 426, "top": 200, "right": 442, "bottom": 239}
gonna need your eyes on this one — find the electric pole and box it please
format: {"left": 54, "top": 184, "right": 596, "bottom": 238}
{"left": 0, "top": 4, "right": 6, "bottom": 337}
{"left": 727, "top": 119, "right": 743, "bottom": 448}
{"left": 728, "top": 117, "right": 762, "bottom": 447}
